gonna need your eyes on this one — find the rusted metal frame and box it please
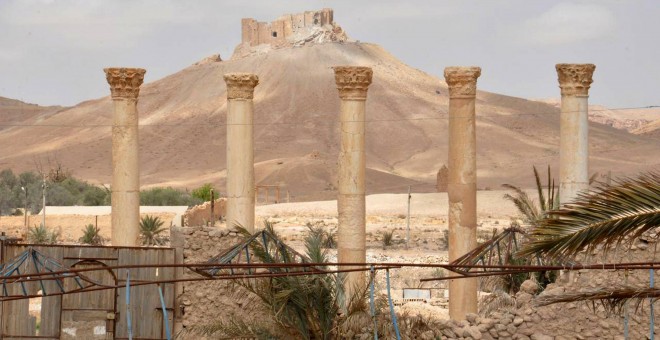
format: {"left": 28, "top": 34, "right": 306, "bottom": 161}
{"left": 14, "top": 243, "right": 175, "bottom": 251}
{"left": 451, "top": 228, "right": 513, "bottom": 265}
{"left": 0, "top": 335, "right": 59, "bottom": 339}
{"left": 6, "top": 260, "right": 660, "bottom": 282}
{"left": 420, "top": 269, "right": 534, "bottom": 282}
{"left": 450, "top": 229, "right": 512, "bottom": 274}
{"left": 63, "top": 256, "right": 119, "bottom": 261}
{"left": 31, "top": 249, "right": 48, "bottom": 295}
{"left": 1, "top": 251, "right": 29, "bottom": 296}
{"left": 244, "top": 245, "right": 252, "bottom": 274}
{"left": 37, "top": 256, "right": 67, "bottom": 292}
{"left": 0, "top": 265, "right": 398, "bottom": 301}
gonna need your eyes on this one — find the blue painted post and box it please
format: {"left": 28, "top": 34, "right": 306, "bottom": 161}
{"left": 385, "top": 269, "right": 401, "bottom": 340}
{"left": 126, "top": 271, "right": 132, "bottom": 340}
{"left": 625, "top": 270, "right": 629, "bottom": 340}
{"left": 158, "top": 284, "right": 172, "bottom": 340}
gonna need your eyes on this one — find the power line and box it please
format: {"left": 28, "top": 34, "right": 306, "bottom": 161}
{"left": 0, "top": 105, "right": 657, "bottom": 128}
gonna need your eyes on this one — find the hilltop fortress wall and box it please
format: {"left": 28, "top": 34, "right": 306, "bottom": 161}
{"left": 241, "top": 8, "right": 333, "bottom": 47}
{"left": 232, "top": 8, "right": 347, "bottom": 59}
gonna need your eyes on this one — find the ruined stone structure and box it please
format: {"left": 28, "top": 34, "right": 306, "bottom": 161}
{"left": 233, "top": 9, "right": 348, "bottom": 59}
{"left": 104, "top": 67, "right": 146, "bottom": 246}
{"left": 184, "top": 198, "right": 227, "bottom": 226}
{"left": 436, "top": 165, "right": 449, "bottom": 192}
{"left": 334, "top": 66, "right": 373, "bottom": 304}
{"left": 444, "top": 66, "right": 481, "bottom": 320}
{"left": 224, "top": 73, "right": 259, "bottom": 232}
{"left": 556, "top": 63, "right": 595, "bottom": 205}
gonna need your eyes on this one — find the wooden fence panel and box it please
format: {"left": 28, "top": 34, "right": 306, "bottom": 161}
{"left": 115, "top": 247, "right": 175, "bottom": 339}
{"left": 1, "top": 244, "right": 175, "bottom": 340}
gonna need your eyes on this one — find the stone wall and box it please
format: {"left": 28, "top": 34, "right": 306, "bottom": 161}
{"left": 241, "top": 8, "right": 333, "bottom": 47}
{"left": 170, "top": 226, "right": 246, "bottom": 338}
{"left": 183, "top": 198, "right": 226, "bottom": 227}
{"left": 232, "top": 8, "right": 348, "bottom": 59}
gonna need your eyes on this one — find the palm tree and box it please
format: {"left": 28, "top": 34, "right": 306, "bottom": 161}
{"left": 502, "top": 165, "right": 559, "bottom": 229}
{"left": 518, "top": 172, "right": 660, "bottom": 259}
{"left": 139, "top": 215, "right": 166, "bottom": 246}
{"left": 79, "top": 224, "right": 103, "bottom": 245}
{"left": 515, "top": 172, "right": 660, "bottom": 308}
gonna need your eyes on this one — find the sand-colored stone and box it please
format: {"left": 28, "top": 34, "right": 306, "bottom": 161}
{"left": 444, "top": 66, "right": 481, "bottom": 320}
{"left": 334, "top": 66, "right": 372, "bottom": 304}
{"left": 104, "top": 67, "right": 145, "bottom": 246}
{"left": 436, "top": 165, "right": 449, "bottom": 192}
{"left": 556, "top": 64, "right": 595, "bottom": 204}
{"left": 224, "top": 73, "right": 259, "bottom": 232}
{"left": 184, "top": 198, "right": 227, "bottom": 226}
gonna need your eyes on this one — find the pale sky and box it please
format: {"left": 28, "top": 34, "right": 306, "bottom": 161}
{"left": 0, "top": 0, "right": 658, "bottom": 108}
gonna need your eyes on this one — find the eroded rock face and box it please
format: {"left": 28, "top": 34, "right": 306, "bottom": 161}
{"left": 231, "top": 8, "right": 350, "bottom": 60}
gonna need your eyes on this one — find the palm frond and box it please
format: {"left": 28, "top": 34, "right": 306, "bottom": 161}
{"left": 479, "top": 289, "right": 517, "bottom": 316}
{"left": 518, "top": 172, "right": 660, "bottom": 259}
{"left": 534, "top": 166, "right": 546, "bottom": 212}
{"left": 535, "top": 285, "right": 660, "bottom": 315}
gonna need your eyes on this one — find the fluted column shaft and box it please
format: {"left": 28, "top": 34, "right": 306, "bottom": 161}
{"left": 105, "top": 67, "right": 145, "bottom": 246}
{"left": 445, "top": 66, "right": 481, "bottom": 319}
{"left": 334, "top": 66, "right": 372, "bottom": 304}
{"left": 556, "top": 64, "right": 595, "bottom": 204}
{"left": 224, "top": 73, "right": 259, "bottom": 232}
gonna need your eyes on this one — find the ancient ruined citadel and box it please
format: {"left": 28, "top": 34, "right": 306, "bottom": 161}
{"left": 232, "top": 8, "right": 348, "bottom": 59}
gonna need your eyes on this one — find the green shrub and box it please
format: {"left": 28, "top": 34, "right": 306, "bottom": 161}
{"left": 139, "top": 215, "right": 166, "bottom": 246}
{"left": 28, "top": 224, "right": 59, "bottom": 244}
{"left": 79, "top": 224, "right": 103, "bottom": 245}
{"left": 191, "top": 183, "right": 216, "bottom": 202}
{"left": 140, "top": 187, "right": 201, "bottom": 206}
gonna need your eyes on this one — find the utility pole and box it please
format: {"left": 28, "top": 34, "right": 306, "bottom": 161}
{"left": 42, "top": 176, "right": 47, "bottom": 228}
{"left": 21, "top": 186, "right": 28, "bottom": 231}
{"left": 210, "top": 189, "right": 215, "bottom": 227}
{"left": 406, "top": 186, "right": 411, "bottom": 250}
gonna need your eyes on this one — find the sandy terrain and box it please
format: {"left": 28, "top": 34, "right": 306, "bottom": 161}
{"left": 0, "top": 212, "right": 177, "bottom": 243}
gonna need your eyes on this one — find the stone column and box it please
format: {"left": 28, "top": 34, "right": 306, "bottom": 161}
{"left": 444, "top": 66, "right": 481, "bottom": 320}
{"left": 105, "top": 67, "right": 146, "bottom": 246}
{"left": 224, "top": 73, "right": 259, "bottom": 232}
{"left": 334, "top": 66, "right": 372, "bottom": 303}
{"left": 556, "top": 64, "right": 595, "bottom": 204}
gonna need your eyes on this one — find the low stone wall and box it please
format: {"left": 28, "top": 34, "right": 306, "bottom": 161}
{"left": 170, "top": 226, "right": 244, "bottom": 338}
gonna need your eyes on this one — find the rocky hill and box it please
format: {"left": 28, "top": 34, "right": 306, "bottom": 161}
{"left": 0, "top": 28, "right": 658, "bottom": 201}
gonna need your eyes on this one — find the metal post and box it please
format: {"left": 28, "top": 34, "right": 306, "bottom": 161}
{"left": 210, "top": 189, "right": 215, "bottom": 227}
{"left": 22, "top": 187, "right": 27, "bottom": 231}
{"left": 42, "top": 176, "right": 47, "bottom": 228}
{"left": 406, "top": 186, "right": 411, "bottom": 250}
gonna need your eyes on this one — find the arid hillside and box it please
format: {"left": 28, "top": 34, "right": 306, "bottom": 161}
{"left": 0, "top": 42, "right": 658, "bottom": 201}
{"left": 0, "top": 96, "right": 63, "bottom": 137}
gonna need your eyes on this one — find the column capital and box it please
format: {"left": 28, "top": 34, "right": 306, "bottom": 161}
{"left": 444, "top": 66, "right": 481, "bottom": 99}
{"left": 556, "top": 63, "right": 595, "bottom": 96}
{"left": 333, "top": 66, "right": 373, "bottom": 100}
{"left": 224, "top": 73, "right": 259, "bottom": 100}
{"left": 104, "top": 68, "right": 146, "bottom": 100}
